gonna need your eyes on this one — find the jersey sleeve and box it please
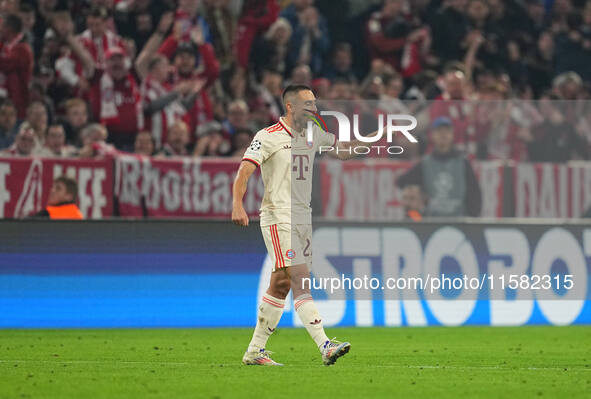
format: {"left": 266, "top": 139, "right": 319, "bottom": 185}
{"left": 242, "top": 130, "right": 272, "bottom": 167}
{"left": 315, "top": 126, "right": 337, "bottom": 151}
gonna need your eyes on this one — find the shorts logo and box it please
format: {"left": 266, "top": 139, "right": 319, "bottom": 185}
{"left": 286, "top": 249, "right": 295, "bottom": 259}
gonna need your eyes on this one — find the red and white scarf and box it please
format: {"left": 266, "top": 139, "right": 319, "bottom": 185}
{"left": 100, "top": 72, "right": 142, "bottom": 128}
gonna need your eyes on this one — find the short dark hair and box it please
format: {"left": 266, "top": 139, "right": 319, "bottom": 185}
{"left": 88, "top": 6, "right": 110, "bottom": 19}
{"left": 282, "top": 84, "right": 313, "bottom": 102}
{"left": 0, "top": 99, "right": 15, "bottom": 109}
{"left": 333, "top": 42, "right": 352, "bottom": 55}
{"left": 54, "top": 176, "right": 78, "bottom": 202}
{"left": 19, "top": 3, "right": 34, "bottom": 14}
{"left": 48, "top": 123, "right": 65, "bottom": 132}
{"left": 3, "top": 14, "right": 23, "bottom": 34}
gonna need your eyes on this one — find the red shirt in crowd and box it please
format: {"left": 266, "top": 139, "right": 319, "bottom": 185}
{"left": 86, "top": 69, "right": 142, "bottom": 138}
{"left": 0, "top": 33, "right": 33, "bottom": 119}
{"left": 235, "top": 0, "right": 279, "bottom": 68}
{"left": 78, "top": 29, "right": 126, "bottom": 68}
{"left": 158, "top": 36, "right": 220, "bottom": 142}
{"left": 366, "top": 12, "right": 407, "bottom": 71}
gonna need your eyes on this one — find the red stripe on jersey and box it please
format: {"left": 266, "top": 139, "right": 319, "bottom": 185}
{"left": 242, "top": 158, "right": 260, "bottom": 167}
{"left": 277, "top": 121, "right": 293, "bottom": 137}
{"left": 265, "top": 123, "right": 283, "bottom": 133}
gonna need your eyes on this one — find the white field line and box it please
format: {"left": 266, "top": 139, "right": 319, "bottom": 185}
{"left": 0, "top": 360, "right": 589, "bottom": 372}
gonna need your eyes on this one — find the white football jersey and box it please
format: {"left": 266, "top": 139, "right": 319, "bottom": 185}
{"left": 242, "top": 117, "right": 336, "bottom": 226}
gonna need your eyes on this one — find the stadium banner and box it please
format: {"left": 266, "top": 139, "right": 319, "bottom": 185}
{"left": 114, "top": 155, "right": 263, "bottom": 218}
{"left": 514, "top": 162, "right": 591, "bottom": 218}
{"left": 0, "top": 157, "right": 113, "bottom": 219}
{"left": 0, "top": 220, "right": 589, "bottom": 328}
{"left": 318, "top": 159, "right": 505, "bottom": 220}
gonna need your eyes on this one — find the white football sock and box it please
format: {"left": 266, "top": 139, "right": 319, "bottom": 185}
{"left": 247, "top": 293, "right": 285, "bottom": 352}
{"left": 294, "top": 294, "right": 330, "bottom": 351}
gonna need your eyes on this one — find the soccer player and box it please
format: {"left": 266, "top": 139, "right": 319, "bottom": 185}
{"left": 232, "top": 84, "right": 375, "bottom": 366}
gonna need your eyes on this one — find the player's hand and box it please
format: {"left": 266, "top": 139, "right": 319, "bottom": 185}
{"left": 232, "top": 205, "right": 249, "bottom": 226}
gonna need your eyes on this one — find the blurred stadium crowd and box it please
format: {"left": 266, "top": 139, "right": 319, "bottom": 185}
{"left": 0, "top": 0, "right": 591, "bottom": 162}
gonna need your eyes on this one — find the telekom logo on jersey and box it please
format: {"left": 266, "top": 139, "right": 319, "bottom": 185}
{"left": 306, "top": 111, "right": 418, "bottom": 155}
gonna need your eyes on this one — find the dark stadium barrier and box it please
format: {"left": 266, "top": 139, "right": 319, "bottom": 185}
{"left": 0, "top": 220, "right": 589, "bottom": 328}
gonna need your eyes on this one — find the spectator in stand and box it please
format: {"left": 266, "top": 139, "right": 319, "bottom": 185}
{"left": 431, "top": 0, "right": 469, "bottom": 64}
{"left": 230, "top": 128, "right": 254, "bottom": 158}
{"left": 137, "top": 53, "right": 199, "bottom": 149}
{"left": 397, "top": 117, "right": 482, "bottom": 218}
{"left": 78, "top": 6, "right": 127, "bottom": 69}
{"left": 366, "top": 0, "right": 429, "bottom": 77}
{"left": 0, "top": 100, "right": 19, "bottom": 149}
{"left": 193, "top": 120, "right": 231, "bottom": 157}
{"left": 0, "top": 0, "right": 19, "bottom": 17}
{"left": 526, "top": 30, "right": 555, "bottom": 97}
{"left": 174, "top": 0, "right": 212, "bottom": 44}
{"left": 155, "top": 15, "right": 220, "bottom": 145}
{"left": 401, "top": 185, "right": 426, "bottom": 221}
{"left": 31, "top": 176, "right": 83, "bottom": 219}
{"left": 289, "top": 64, "right": 312, "bottom": 86}
{"left": 1, "top": 122, "right": 35, "bottom": 157}
{"left": 322, "top": 42, "right": 357, "bottom": 84}
{"left": 281, "top": 0, "right": 330, "bottom": 75}
{"left": 19, "top": 3, "right": 36, "bottom": 53}
{"left": 30, "top": 0, "right": 60, "bottom": 57}
{"left": 113, "top": 0, "right": 170, "bottom": 54}
{"left": 311, "top": 77, "right": 331, "bottom": 99}
{"left": 0, "top": 14, "right": 34, "bottom": 119}
{"left": 464, "top": 0, "right": 507, "bottom": 73}
{"left": 156, "top": 120, "right": 190, "bottom": 157}
{"left": 528, "top": 96, "right": 590, "bottom": 162}
{"left": 61, "top": 98, "right": 89, "bottom": 146}
{"left": 25, "top": 101, "right": 49, "bottom": 152}
{"left": 134, "top": 131, "right": 156, "bottom": 156}
{"left": 552, "top": 71, "right": 583, "bottom": 99}
{"left": 223, "top": 99, "right": 250, "bottom": 136}
{"left": 250, "top": 17, "right": 292, "bottom": 80}
{"left": 522, "top": 0, "right": 547, "bottom": 47}
{"left": 235, "top": 0, "right": 279, "bottom": 70}
{"left": 553, "top": 4, "right": 591, "bottom": 82}
{"left": 78, "top": 123, "right": 118, "bottom": 158}
{"left": 136, "top": 14, "right": 219, "bottom": 148}
{"left": 34, "top": 123, "right": 75, "bottom": 157}
{"left": 202, "top": 0, "right": 236, "bottom": 71}
{"left": 430, "top": 67, "right": 478, "bottom": 155}
{"left": 84, "top": 46, "right": 142, "bottom": 151}
{"left": 257, "top": 69, "right": 284, "bottom": 122}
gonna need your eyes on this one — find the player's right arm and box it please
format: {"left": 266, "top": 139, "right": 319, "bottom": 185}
{"left": 232, "top": 132, "right": 269, "bottom": 226}
{"left": 232, "top": 160, "right": 257, "bottom": 226}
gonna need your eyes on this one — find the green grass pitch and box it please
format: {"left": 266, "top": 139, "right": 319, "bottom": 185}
{"left": 0, "top": 326, "right": 589, "bottom": 398}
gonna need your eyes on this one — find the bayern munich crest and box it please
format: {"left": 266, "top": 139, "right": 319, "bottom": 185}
{"left": 285, "top": 249, "right": 295, "bottom": 259}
